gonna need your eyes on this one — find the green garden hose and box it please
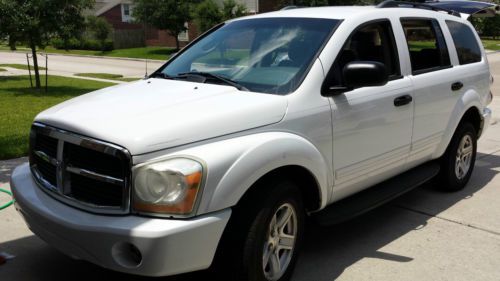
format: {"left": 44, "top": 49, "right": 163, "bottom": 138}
{"left": 0, "top": 187, "right": 14, "bottom": 210}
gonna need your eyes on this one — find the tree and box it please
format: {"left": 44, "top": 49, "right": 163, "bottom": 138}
{"left": 133, "top": 0, "right": 192, "bottom": 50}
{"left": 0, "top": 0, "right": 21, "bottom": 50}
{"left": 0, "top": 0, "right": 93, "bottom": 89}
{"left": 221, "top": 0, "right": 247, "bottom": 20}
{"left": 194, "top": 0, "right": 223, "bottom": 33}
{"left": 193, "top": 0, "right": 247, "bottom": 33}
{"left": 87, "top": 16, "right": 112, "bottom": 51}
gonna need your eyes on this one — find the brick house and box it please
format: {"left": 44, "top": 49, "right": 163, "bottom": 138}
{"left": 92, "top": 0, "right": 281, "bottom": 48}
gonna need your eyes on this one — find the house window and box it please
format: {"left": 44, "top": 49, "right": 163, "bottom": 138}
{"left": 121, "top": 4, "right": 132, "bottom": 23}
{"left": 178, "top": 22, "right": 189, "bottom": 42}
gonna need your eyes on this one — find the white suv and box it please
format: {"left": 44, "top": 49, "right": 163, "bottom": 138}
{"left": 11, "top": 1, "right": 494, "bottom": 280}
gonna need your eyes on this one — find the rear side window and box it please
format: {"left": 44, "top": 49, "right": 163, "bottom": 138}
{"left": 446, "top": 20, "right": 482, "bottom": 65}
{"left": 401, "top": 19, "right": 451, "bottom": 74}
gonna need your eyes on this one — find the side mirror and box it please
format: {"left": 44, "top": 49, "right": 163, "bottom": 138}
{"left": 324, "top": 61, "right": 389, "bottom": 96}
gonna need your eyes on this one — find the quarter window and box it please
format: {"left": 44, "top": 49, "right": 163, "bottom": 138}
{"left": 446, "top": 20, "right": 482, "bottom": 65}
{"left": 401, "top": 19, "right": 451, "bottom": 74}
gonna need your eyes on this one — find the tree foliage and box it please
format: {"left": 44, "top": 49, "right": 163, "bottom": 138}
{"left": 221, "top": 0, "right": 247, "bottom": 20}
{"left": 194, "top": 0, "right": 223, "bottom": 33}
{"left": 0, "top": 0, "right": 94, "bottom": 88}
{"left": 87, "top": 16, "right": 112, "bottom": 51}
{"left": 133, "top": 0, "right": 192, "bottom": 50}
{"left": 194, "top": 0, "right": 247, "bottom": 33}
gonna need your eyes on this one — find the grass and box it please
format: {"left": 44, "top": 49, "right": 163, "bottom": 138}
{"left": 0, "top": 68, "right": 6, "bottom": 72}
{"left": 75, "top": 73, "right": 140, "bottom": 82}
{"left": 0, "top": 75, "right": 115, "bottom": 160}
{"left": 0, "top": 64, "right": 46, "bottom": 71}
{"left": 0, "top": 45, "right": 176, "bottom": 60}
{"left": 481, "top": 39, "right": 500, "bottom": 51}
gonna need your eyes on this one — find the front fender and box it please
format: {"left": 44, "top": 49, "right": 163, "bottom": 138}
{"left": 136, "top": 132, "right": 331, "bottom": 215}
{"left": 204, "top": 132, "right": 331, "bottom": 214}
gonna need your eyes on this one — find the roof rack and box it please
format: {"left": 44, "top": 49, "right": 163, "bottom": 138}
{"left": 280, "top": 5, "right": 306, "bottom": 10}
{"left": 376, "top": 0, "right": 461, "bottom": 17}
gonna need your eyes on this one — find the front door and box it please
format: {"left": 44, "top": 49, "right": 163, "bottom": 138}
{"left": 328, "top": 20, "right": 414, "bottom": 201}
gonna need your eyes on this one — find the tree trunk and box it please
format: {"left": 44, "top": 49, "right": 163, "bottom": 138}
{"left": 30, "top": 41, "right": 41, "bottom": 89}
{"left": 175, "top": 34, "right": 180, "bottom": 51}
{"left": 8, "top": 35, "right": 16, "bottom": 51}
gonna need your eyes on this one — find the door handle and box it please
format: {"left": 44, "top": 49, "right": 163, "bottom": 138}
{"left": 394, "top": 94, "right": 413, "bottom": 107}
{"left": 451, "top": 82, "right": 463, "bottom": 91}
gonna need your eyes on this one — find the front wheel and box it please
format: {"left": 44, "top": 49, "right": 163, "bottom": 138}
{"left": 438, "top": 122, "right": 477, "bottom": 191}
{"left": 215, "top": 181, "right": 305, "bottom": 281}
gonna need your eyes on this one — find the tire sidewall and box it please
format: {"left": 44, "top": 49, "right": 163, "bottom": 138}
{"left": 441, "top": 122, "right": 477, "bottom": 191}
{"left": 245, "top": 183, "right": 305, "bottom": 281}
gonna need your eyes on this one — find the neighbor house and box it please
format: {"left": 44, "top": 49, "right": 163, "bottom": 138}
{"left": 91, "top": 0, "right": 281, "bottom": 48}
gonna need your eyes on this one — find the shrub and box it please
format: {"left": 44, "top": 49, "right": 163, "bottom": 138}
{"left": 87, "top": 16, "right": 112, "bottom": 51}
{"left": 51, "top": 37, "right": 82, "bottom": 50}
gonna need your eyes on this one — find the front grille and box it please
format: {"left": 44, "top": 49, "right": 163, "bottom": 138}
{"left": 29, "top": 123, "right": 131, "bottom": 214}
{"left": 71, "top": 174, "right": 124, "bottom": 206}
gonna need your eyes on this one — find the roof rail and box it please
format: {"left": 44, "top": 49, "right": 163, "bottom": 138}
{"left": 376, "top": 0, "right": 461, "bottom": 17}
{"left": 280, "top": 5, "right": 306, "bottom": 10}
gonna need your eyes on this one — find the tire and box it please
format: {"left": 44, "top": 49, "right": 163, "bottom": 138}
{"left": 213, "top": 181, "right": 305, "bottom": 281}
{"left": 438, "top": 122, "right": 477, "bottom": 191}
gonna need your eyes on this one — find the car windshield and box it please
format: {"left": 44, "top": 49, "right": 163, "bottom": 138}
{"left": 158, "top": 18, "right": 339, "bottom": 95}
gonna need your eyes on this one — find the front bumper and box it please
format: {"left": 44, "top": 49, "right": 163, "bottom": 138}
{"left": 11, "top": 163, "right": 231, "bottom": 277}
{"left": 480, "top": 107, "right": 492, "bottom": 138}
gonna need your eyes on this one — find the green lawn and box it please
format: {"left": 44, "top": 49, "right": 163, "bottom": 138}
{"left": 0, "top": 45, "right": 175, "bottom": 60}
{"left": 0, "top": 75, "right": 115, "bottom": 159}
{"left": 481, "top": 39, "right": 500, "bottom": 51}
{"left": 75, "top": 73, "right": 140, "bottom": 82}
{"left": 0, "top": 64, "right": 46, "bottom": 70}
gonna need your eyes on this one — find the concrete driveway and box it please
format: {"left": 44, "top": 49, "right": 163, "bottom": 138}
{"left": 1, "top": 54, "right": 500, "bottom": 280}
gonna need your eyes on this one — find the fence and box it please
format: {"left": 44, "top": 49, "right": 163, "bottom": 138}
{"left": 113, "top": 29, "right": 145, "bottom": 49}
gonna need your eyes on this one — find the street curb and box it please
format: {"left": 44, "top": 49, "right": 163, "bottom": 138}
{"left": 0, "top": 50, "right": 166, "bottom": 63}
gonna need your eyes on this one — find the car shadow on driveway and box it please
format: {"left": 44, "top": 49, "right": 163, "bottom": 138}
{"left": 0, "top": 153, "right": 498, "bottom": 281}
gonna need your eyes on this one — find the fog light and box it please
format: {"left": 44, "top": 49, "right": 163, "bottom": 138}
{"left": 111, "top": 242, "right": 143, "bottom": 268}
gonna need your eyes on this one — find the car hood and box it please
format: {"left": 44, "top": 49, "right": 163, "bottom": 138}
{"left": 35, "top": 78, "right": 288, "bottom": 155}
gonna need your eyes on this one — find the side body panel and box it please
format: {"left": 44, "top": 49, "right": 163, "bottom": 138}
{"left": 319, "top": 16, "right": 415, "bottom": 202}
{"left": 400, "top": 18, "right": 490, "bottom": 167}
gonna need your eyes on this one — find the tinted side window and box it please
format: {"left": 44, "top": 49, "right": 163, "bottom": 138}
{"left": 401, "top": 19, "right": 451, "bottom": 74}
{"left": 331, "top": 20, "right": 400, "bottom": 86}
{"left": 446, "top": 20, "right": 482, "bottom": 65}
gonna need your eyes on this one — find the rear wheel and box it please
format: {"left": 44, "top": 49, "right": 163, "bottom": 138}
{"left": 438, "top": 122, "right": 477, "bottom": 191}
{"left": 214, "top": 181, "right": 305, "bottom": 281}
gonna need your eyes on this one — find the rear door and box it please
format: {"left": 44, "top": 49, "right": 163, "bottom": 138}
{"left": 400, "top": 18, "right": 458, "bottom": 165}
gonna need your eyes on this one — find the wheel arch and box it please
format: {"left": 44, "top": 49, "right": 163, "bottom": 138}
{"left": 237, "top": 165, "right": 323, "bottom": 213}
{"left": 202, "top": 132, "right": 331, "bottom": 214}
{"left": 433, "top": 90, "right": 484, "bottom": 159}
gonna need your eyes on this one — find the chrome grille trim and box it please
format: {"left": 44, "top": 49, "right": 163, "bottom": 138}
{"left": 33, "top": 150, "right": 59, "bottom": 166}
{"left": 29, "top": 122, "right": 132, "bottom": 215}
{"left": 66, "top": 166, "right": 124, "bottom": 185}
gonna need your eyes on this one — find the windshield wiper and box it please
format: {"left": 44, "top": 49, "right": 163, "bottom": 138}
{"left": 149, "top": 72, "right": 175, "bottom": 79}
{"left": 177, "top": 71, "right": 249, "bottom": 91}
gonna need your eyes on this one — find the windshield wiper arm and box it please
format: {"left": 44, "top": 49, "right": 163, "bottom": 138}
{"left": 149, "top": 72, "right": 174, "bottom": 79}
{"left": 178, "top": 71, "right": 249, "bottom": 91}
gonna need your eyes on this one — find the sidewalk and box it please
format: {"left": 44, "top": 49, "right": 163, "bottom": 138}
{"left": 0, "top": 67, "right": 129, "bottom": 84}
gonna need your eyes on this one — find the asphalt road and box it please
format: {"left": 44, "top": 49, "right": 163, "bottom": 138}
{"left": 1, "top": 53, "right": 500, "bottom": 280}
{"left": 0, "top": 51, "right": 165, "bottom": 81}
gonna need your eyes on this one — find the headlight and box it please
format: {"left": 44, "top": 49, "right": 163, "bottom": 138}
{"left": 133, "top": 158, "right": 203, "bottom": 216}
